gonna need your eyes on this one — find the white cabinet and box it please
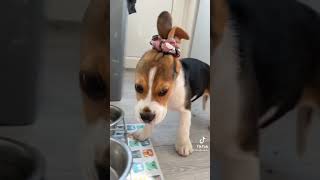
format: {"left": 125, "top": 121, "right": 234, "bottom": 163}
{"left": 124, "top": 0, "right": 198, "bottom": 68}
{"left": 190, "top": 0, "right": 210, "bottom": 65}
{"left": 124, "top": 0, "right": 173, "bottom": 68}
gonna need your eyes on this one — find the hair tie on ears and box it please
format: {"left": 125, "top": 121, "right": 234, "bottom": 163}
{"left": 150, "top": 35, "right": 181, "bottom": 57}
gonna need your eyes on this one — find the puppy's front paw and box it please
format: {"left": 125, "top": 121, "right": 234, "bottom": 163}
{"left": 132, "top": 130, "right": 149, "bottom": 141}
{"left": 175, "top": 139, "right": 193, "bottom": 157}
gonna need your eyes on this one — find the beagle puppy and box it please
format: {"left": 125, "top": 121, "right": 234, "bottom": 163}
{"left": 79, "top": 0, "right": 108, "bottom": 179}
{"left": 133, "top": 11, "right": 210, "bottom": 157}
{"left": 212, "top": 0, "right": 320, "bottom": 179}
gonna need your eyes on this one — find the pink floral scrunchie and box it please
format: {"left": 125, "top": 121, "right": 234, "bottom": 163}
{"left": 150, "top": 35, "right": 181, "bottom": 57}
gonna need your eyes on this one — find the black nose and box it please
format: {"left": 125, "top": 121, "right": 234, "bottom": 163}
{"left": 140, "top": 112, "right": 155, "bottom": 123}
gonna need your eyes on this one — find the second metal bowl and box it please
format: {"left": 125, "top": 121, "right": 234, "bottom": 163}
{"left": 110, "top": 138, "right": 132, "bottom": 180}
{"left": 110, "top": 105, "right": 124, "bottom": 128}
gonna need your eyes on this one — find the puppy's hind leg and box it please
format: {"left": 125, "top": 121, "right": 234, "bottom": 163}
{"left": 202, "top": 90, "right": 210, "bottom": 130}
{"left": 296, "top": 87, "right": 320, "bottom": 156}
{"left": 202, "top": 92, "right": 210, "bottom": 111}
{"left": 213, "top": 88, "right": 260, "bottom": 180}
{"left": 296, "top": 106, "right": 313, "bottom": 156}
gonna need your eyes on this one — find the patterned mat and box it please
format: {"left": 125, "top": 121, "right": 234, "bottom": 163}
{"left": 112, "top": 123, "right": 165, "bottom": 180}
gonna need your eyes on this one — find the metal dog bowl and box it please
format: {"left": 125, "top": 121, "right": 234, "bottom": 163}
{"left": 110, "top": 138, "right": 132, "bottom": 180}
{"left": 0, "top": 137, "right": 45, "bottom": 180}
{"left": 110, "top": 105, "right": 124, "bottom": 128}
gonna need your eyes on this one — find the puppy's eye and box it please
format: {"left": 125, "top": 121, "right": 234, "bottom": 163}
{"left": 135, "top": 84, "right": 144, "bottom": 93}
{"left": 79, "top": 71, "right": 106, "bottom": 100}
{"left": 158, "top": 89, "right": 168, "bottom": 97}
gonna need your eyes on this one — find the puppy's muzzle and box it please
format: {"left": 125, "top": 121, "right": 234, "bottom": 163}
{"left": 140, "top": 110, "right": 156, "bottom": 123}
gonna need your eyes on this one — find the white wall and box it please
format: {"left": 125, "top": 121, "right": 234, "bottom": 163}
{"left": 124, "top": 0, "right": 199, "bottom": 68}
{"left": 124, "top": 0, "right": 173, "bottom": 59}
{"left": 45, "top": 0, "right": 90, "bottom": 21}
{"left": 190, "top": 0, "right": 210, "bottom": 65}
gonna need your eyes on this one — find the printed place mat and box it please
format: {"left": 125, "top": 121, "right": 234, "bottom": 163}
{"left": 111, "top": 123, "right": 165, "bottom": 180}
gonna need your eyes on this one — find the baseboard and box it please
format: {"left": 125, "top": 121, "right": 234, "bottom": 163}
{"left": 124, "top": 56, "right": 140, "bottom": 69}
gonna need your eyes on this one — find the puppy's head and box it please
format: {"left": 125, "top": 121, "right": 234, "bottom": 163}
{"left": 134, "top": 11, "right": 189, "bottom": 125}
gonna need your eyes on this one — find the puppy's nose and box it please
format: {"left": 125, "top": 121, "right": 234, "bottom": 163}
{"left": 140, "top": 112, "right": 155, "bottom": 123}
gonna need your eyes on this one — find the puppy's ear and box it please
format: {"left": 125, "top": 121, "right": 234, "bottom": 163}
{"left": 168, "top": 26, "right": 189, "bottom": 43}
{"left": 157, "top": 11, "right": 172, "bottom": 39}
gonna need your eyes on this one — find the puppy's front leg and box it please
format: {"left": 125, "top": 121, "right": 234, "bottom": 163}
{"left": 176, "top": 109, "right": 193, "bottom": 156}
{"left": 133, "top": 123, "right": 153, "bottom": 141}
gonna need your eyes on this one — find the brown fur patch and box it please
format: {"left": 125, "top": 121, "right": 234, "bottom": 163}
{"left": 296, "top": 87, "right": 320, "bottom": 156}
{"left": 80, "top": 0, "right": 108, "bottom": 124}
{"left": 212, "top": 0, "right": 229, "bottom": 50}
{"left": 135, "top": 50, "right": 181, "bottom": 106}
{"left": 135, "top": 74, "right": 148, "bottom": 101}
{"left": 300, "top": 88, "right": 320, "bottom": 107}
{"left": 204, "top": 88, "right": 210, "bottom": 95}
{"left": 157, "top": 11, "right": 189, "bottom": 43}
{"left": 168, "top": 26, "right": 190, "bottom": 43}
{"left": 151, "top": 78, "right": 173, "bottom": 106}
{"left": 135, "top": 50, "right": 158, "bottom": 101}
{"left": 157, "top": 11, "right": 172, "bottom": 39}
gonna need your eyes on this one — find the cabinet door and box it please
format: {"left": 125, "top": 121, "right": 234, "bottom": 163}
{"left": 124, "top": 0, "right": 173, "bottom": 68}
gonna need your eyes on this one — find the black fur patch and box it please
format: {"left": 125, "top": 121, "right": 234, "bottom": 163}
{"left": 79, "top": 71, "right": 106, "bottom": 100}
{"left": 181, "top": 58, "right": 210, "bottom": 109}
{"left": 227, "top": 0, "right": 320, "bottom": 128}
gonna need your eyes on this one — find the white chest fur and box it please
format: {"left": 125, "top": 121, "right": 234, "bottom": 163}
{"left": 168, "top": 68, "right": 187, "bottom": 111}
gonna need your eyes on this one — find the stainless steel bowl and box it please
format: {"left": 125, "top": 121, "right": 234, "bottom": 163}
{"left": 110, "top": 105, "right": 124, "bottom": 128}
{"left": 110, "top": 138, "right": 132, "bottom": 180}
{"left": 0, "top": 137, "right": 45, "bottom": 180}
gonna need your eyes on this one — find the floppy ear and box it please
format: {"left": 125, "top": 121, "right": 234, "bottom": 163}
{"left": 168, "top": 26, "right": 189, "bottom": 44}
{"left": 157, "top": 11, "right": 172, "bottom": 39}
